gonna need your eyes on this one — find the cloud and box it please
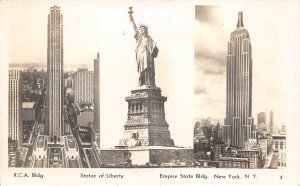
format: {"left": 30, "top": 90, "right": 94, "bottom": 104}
{"left": 201, "top": 57, "right": 226, "bottom": 75}
{"left": 195, "top": 6, "right": 220, "bottom": 26}
{"left": 194, "top": 7, "right": 228, "bottom": 80}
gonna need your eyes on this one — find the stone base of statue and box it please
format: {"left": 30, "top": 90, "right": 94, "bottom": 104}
{"left": 97, "top": 85, "right": 193, "bottom": 167}
{"left": 99, "top": 86, "right": 194, "bottom": 167}
{"left": 116, "top": 85, "right": 175, "bottom": 148}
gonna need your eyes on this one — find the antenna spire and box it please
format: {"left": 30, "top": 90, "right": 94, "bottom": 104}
{"left": 237, "top": 11, "right": 244, "bottom": 28}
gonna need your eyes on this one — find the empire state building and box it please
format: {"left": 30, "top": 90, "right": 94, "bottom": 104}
{"left": 223, "top": 11, "right": 253, "bottom": 148}
{"left": 47, "top": 5, "right": 64, "bottom": 142}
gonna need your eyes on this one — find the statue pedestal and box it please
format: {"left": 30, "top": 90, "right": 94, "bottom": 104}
{"left": 116, "top": 85, "right": 175, "bottom": 148}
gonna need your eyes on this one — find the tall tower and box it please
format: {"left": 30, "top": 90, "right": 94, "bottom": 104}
{"left": 223, "top": 11, "right": 253, "bottom": 148}
{"left": 269, "top": 110, "right": 274, "bottom": 135}
{"left": 47, "top": 5, "right": 64, "bottom": 142}
{"left": 94, "top": 53, "right": 100, "bottom": 133}
{"left": 8, "top": 69, "right": 23, "bottom": 147}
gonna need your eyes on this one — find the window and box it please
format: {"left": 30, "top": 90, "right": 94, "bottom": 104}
{"left": 139, "top": 102, "right": 142, "bottom": 111}
{"left": 275, "top": 141, "right": 278, "bottom": 149}
{"left": 132, "top": 133, "right": 139, "bottom": 139}
{"left": 228, "top": 42, "right": 233, "bottom": 55}
{"left": 158, "top": 133, "right": 161, "bottom": 138}
{"left": 124, "top": 152, "right": 128, "bottom": 160}
{"left": 242, "top": 39, "right": 249, "bottom": 53}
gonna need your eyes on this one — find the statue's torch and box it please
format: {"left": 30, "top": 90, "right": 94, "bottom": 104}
{"left": 128, "top": 7, "right": 138, "bottom": 33}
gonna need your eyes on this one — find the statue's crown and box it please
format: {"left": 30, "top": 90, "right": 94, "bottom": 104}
{"left": 139, "top": 23, "right": 149, "bottom": 30}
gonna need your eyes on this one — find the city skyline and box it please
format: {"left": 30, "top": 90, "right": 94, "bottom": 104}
{"left": 2, "top": 1, "right": 194, "bottom": 148}
{"left": 194, "top": 3, "right": 298, "bottom": 126}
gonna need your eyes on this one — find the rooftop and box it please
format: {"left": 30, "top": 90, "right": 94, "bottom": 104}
{"left": 66, "top": 136, "right": 77, "bottom": 149}
{"left": 219, "top": 156, "right": 248, "bottom": 161}
{"left": 76, "top": 103, "right": 94, "bottom": 112}
{"left": 22, "top": 102, "right": 35, "bottom": 108}
{"left": 36, "top": 136, "right": 45, "bottom": 149}
{"left": 272, "top": 134, "right": 286, "bottom": 139}
{"left": 69, "top": 159, "right": 79, "bottom": 168}
{"left": 238, "top": 149, "right": 260, "bottom": 152}
{"left": 108, "top": 146, "right": 191, "bottom": 151}
{"left": 34, "top": 159, "right": 44, "bottom": 168}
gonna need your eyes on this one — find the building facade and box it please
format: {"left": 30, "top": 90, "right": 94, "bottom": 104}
{"left": 8, "top": 69, "right": 23, "bottom": 147}
{"left": 94, "top": 53, "right": 100, "bottom": 134}
{"left": 272, "top": 134, "right": 286, "bottom": 168}
{"left": 64, "top": 76, "right": 73, "bottom": 88}
{"left": 74, "top": 68, "right": 94, "bottom": 103}
{"left": 238, "top": 149, "right": 261, "bottom": 168}
{"left": 257, "top": 112, "right": 267, "bottom": 132}
{"left": 47, "top": 5, "right": 64, "bottom": 142}
{"left": 219, "top": 156, "right": 249, "bottom": 168}
{"left": 223, "top": 11, "right": 253, "bottom": 148}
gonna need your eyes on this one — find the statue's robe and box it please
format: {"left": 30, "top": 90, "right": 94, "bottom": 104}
{"left": 135, "top": 32, "right": 158, "bottom": 86}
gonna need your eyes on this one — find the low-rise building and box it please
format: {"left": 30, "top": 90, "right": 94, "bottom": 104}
{"left": 218, "top": 156, "right": 249, "bottom": 168}
{"left": 238, "top": 149, "right": 261, "bottom": 168}
{"left": 22, "top": 102, "right": 36, "bottom": 121}
{"left": 213, "top": 140, "right": 226, "bottom": 161}
{"left": 271, "top": 134, "right": 286, "bottom": 168}
{"left": 74, "top": 103, "right": 94, "bottom": 128}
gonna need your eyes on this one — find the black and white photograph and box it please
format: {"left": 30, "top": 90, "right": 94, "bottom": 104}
{"left": 4, "top": 1, "right": 193, "bottom": 169}
{"left": 0, "top": 0, "right": 300, "bottom": 186}
{"left": 194, "top": 3, "right": 298, "bottom": 169}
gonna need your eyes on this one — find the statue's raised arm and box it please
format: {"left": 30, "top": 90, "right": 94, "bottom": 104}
{"left": 128, "top": 7, "right": 139, "bottom": 40}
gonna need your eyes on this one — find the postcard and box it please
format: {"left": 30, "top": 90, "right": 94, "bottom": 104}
{"left": 0, "top": 0, "right": 299, "bottom": 186}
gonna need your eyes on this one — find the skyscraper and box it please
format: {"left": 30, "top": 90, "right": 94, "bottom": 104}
{"left": 257, "top": 112, "right": 267, "bottom": 126}
{"left": 223, "top": 11, "right": 253, "bottom": 148}
{"left": 8, "top": 69, "right": 23, "bottom": 147}
{"left": 94, "top": 53, "right": 100, "bottom": 133}
{"left": 74, "top": 68, "right": 94, "bottom": 103}
{"left": 257, "top": 112, "right": 267, "bottom": 132}
{"left": 269, "top": 110, "right": 274, "bottom": 135}
{"left": 47, "top": 5, "right": 64, "bottom": 142}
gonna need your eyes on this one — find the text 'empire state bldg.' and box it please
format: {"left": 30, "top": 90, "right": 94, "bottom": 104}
{"left": 224, "top": 12, "right": 253, "bottom": 148}
{"left": 47, "top": 5, "right": 64, "bottom": 142}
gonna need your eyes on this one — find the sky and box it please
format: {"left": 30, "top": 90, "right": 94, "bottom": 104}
{"left": 194, "top": 2, "right": 299, "bottom": 129}
{"left": 0, "top": 0, "right": 194, "bottom": 148}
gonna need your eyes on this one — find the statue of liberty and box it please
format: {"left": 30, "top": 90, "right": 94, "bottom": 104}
{"left": 128, "top": 7, "right": 158, "bottom": 87}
